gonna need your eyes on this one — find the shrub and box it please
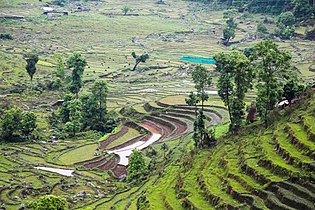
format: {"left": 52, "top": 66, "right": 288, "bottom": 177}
{"left": 27, "top": 195, "right": 67, "bottom": 210}
{"left": 52, "top": 0, "right": 67, "bottom": 6}
{"left": 0, "top": 33, "right": 13, "bottom": 40}
{"left": 257, "top": 22, "right": 267, "bottom": 34}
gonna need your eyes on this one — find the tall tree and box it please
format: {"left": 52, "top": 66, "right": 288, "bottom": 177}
{"left": 215, "top": 50, "right": 254, "bottom": 131}
{"left": 185, "top": 92, "right": 199, "bottom": 118}
{"left": 67, "top": 52, "right": 87, "bottom": 98}
{"left": 189, "top": 66, "right": 212, "bottom": 147}
{"left": 222, "top": 10, "right": 237, "bottom": 46}
{"left": 25, "top": 54, "right": 39, "bottom": 88}
{"left": 191, "top": 65, "right": 212, "bottom": 112}
{"left": 54, "top": 53, "right": 65, "bottom": 79}
{"left": 253, "top": 40, "right": 291, "bottom": 127}
{"left": 127, "top": 149, "right": 147, "bottom": 183}
{"left": 64, "top": 99, "right": 82, "bottom": 136}
{"left": 59, "top": 94, "right": 74, "bottom": 123}
{"left": 131, "top": 52, "right": 149, "bottom": 71}
{"left": 91, "top": 80, "right": 108, "bottom": 123}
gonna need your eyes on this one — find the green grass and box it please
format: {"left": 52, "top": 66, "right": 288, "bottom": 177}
{"left": 288, "top": 123, "right": 315, "bottom": 151}
{"left": 106, "top": 127, "right": 141, "bottom": 149}
{"left": 304, "top": 115, "right": 315, "bottom": 136}
{"left": 274, "top": 125, "right": 313, "bottom": 163}
{"left": 259, "top": 134, "right": 300, "bottom": 173}
{"left": 58, "top": 143, "right": 98, "bottom": 165}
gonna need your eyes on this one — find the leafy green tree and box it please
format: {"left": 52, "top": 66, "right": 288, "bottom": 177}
{"left": 215, "top": 50, "right": 254, "bottom": 131}
{"left": 122, "top": 6, "right": 130, "bottom": 15}
{"left": 131, "top": 52, "right": 149, "bottom": 71}
{"left": 253, "top": 40, "right": 291, "bottom": 127}
{"left": 27, "top": 195, "right": 67, "bottom": 210}
{"left": 222, "top": 10, "right": 237, "bottom": 46}
{"left": 293, "top": 0, "right": 315, "bottom": 22}
{"left": 1, "top": 108, "right": 37, "bottom": 140}
{"left": 127, "top": 149, "right": 147, "bottom": 182}
{"left": 1, "top": 107, "right": 22, "bottom": 139}
{"left": 185, "top": 92, "right": 199, "bottom": 117}
{"left": 189, "top": 66, "right": 212, "bottom": 147}
{"left": 67, "top": 52, "right": 87, "bottom": 98}
{"left": 274, "top": 25, "right": 295, "bottom": 39}
{"left": 54, "top": 54, "right": 65, "bottom": 79}
{"left": 191, "top": 65, "right": 212, "bottom": 112}
{"left": 223, "top": 26, "right": 235, "bottom": 43}
{"left": 80, "top": 94, "right": 97, "bottom": 129}
{"left": 65, "top": 99, "right": 82, "bottom": 136}
{"left": 25, "top": 54, "right": 39, "bottom": 88}
{"left": 283, "top": 79, "right": 305, "bottom": 103}
{"left": 223, "top": 9, "right": 238, "bottom": 19}
{"left": 91, "top": 80, "right": 108, "bottom": 123}
{"left": 257, "top": 21, "right": 267, "bottom": 34}
{"left": 59, "top": 94, "right": 74, "bottom": 123}
{"left": 278, "top": 11, "right": 296, "bottom": 27}
{"left": 275, "top": 12, "right": 296, "bottom": 39}
{"left": 20, "top": 112, "right": 37, "bottom": 137}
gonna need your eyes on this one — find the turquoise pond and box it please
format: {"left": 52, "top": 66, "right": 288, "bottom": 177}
{"left": 180, "top": 56, "right": 216, "bottom": 64}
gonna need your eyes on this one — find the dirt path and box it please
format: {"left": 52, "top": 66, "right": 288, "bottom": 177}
{"left": 107, "top": 123, "right": 162, "bottom": 166}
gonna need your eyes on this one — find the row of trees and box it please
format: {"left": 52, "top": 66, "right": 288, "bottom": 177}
{"left": 187, "top": 40, "right": 305, "bottom": 143}
{"left": 217, "top": 40, "right": 304, "bottom": 129}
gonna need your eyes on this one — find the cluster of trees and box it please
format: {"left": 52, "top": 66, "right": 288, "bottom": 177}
{"left": 214, "top": 0, "right": 315, "bottom": 42}
{"left": 216, "top": 40, "right": 305, "bottom": 130}
{"left": 49, "top": 52, "right": 117, "bottom": 136}
{"left": 187, "top": 40, "right": 305, "bottom": 138}
{"left": 19, "top": 52, "right": 116, "bottom": 138}
{"left": 0, "top": 107, "right": 37, "bottom": 140}
{"left": 27, "top": 195, "right": 67, "bottom": 210}
{"left": 215, "top": 50, "right": 254, "bottom": 131}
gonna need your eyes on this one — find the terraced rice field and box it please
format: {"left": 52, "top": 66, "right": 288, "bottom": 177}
{"left": 135, "top": 91, "right": 315, "bottom": 210}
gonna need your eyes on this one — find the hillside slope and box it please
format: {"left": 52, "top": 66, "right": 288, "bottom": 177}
{"left": 135, "top": 89, "right": 315, "bottom": 210}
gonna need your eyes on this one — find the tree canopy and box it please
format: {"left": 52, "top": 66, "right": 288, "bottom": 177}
{"left": 25, "top": 54, "right": 39, "bottom": 88}
{"left": 127, "top": 149, "right": 147, "bottom": 182}
{"left": 253, "top": 40, "right": 292, "bottom": 127}
{"left": 215, "top": 50, "right": 253, "bottom": 131}
{"left": 67, "top": 52, "right": 87, "bottom": 98}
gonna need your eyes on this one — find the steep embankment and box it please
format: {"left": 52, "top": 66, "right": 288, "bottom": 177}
{"left": 141, "top": 90, "right": 315, "bottom": 209}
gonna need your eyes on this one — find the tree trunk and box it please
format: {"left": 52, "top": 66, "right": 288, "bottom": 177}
{"left": 264, "top": 80, "right": 270, "bottom": 128}
{"left": 30, "top": 76, "right": 33, "bottom": 89}
{"left": 132, "top": 61, "right": 141, "bottom": 71}
{"left": 99, "top": 93, "right": 102, "bottom": 122}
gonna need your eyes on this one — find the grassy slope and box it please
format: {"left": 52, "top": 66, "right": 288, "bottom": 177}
{"left": 127, "top": 91, "right": 315, "bottom": 209}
